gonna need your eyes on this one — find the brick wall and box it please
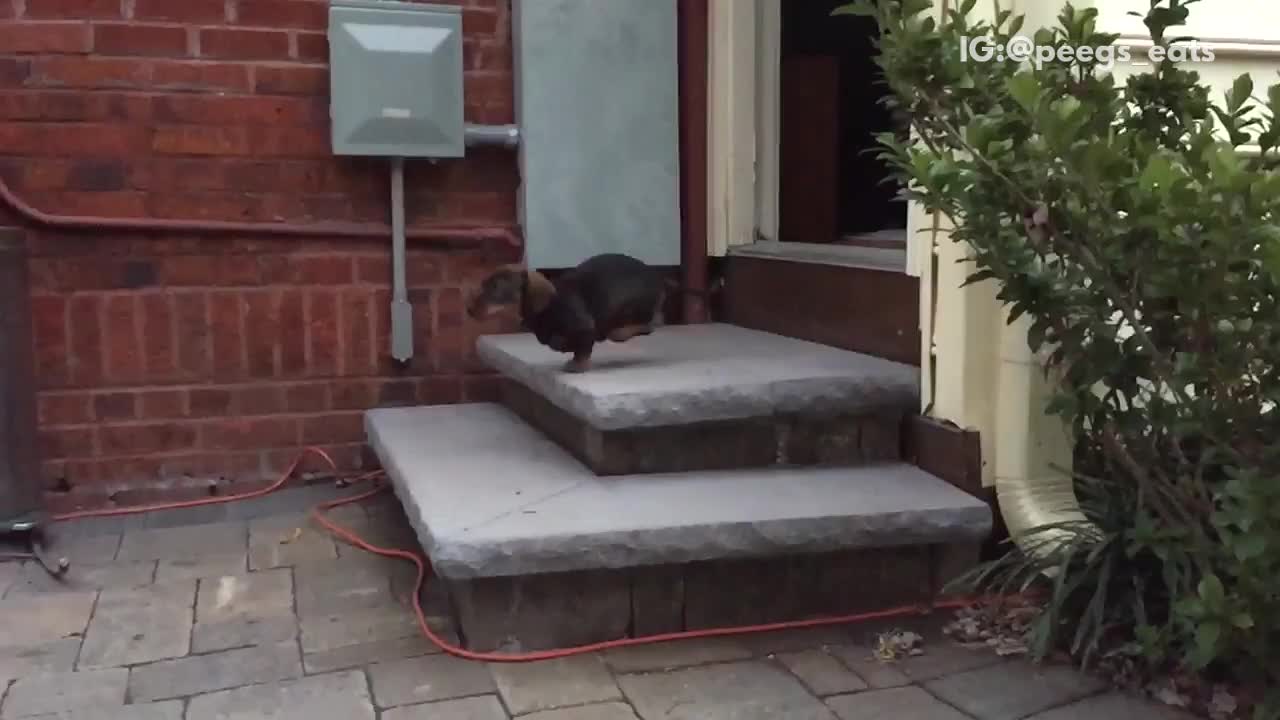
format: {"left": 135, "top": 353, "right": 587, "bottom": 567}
{"left": 0, "top": 0, "right": 522, "bottom": 511}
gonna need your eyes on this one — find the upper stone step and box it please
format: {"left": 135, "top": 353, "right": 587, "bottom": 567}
{"left": 476, "top": 323, "right": 919, "bottom": 431}
{"left": 365, "top": 403, "right": 991, "bottom": 580}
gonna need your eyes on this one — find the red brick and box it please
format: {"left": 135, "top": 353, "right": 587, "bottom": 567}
{"left": 0, "top": 123, "right": 147, "bottom": 157}
{"left": 38, "top": 392, "right": 92, "bottom": 425}
{"left": 306, "top": 289, "right": 339, "bottom": 376}
{"left": 243, "top": 290, "right": 279, "bottom": 377}
{"left": 139, "top": 389, "right": 187, "bottom": 419}
{"left": 94, "top": 23, "right": 189, "bottom": 56}
{"left": 24, "top": 191, "right": 146, "bottom": 218}
{"left": 0, "top": 22, "right": 91, "bottom": 53}
{"left": 355, "top": 255, "right": 390, "bottom": 285}
{"left": 152, "top": 126, "right": 250, "bottom": 156}
{"left": 462, "top": 8, "right": 498, "bottom": 35}
{"left": 0, "top": 58, "right": 30, "bottom": 85}
{"left": 189, "top": 387, "right": 232, "bottom": 416}
{"left": 159, "top": 255, "right": 260, "bottom": 287}
{"left": 134, "top": 0, "right": 226, "bottom": 23}
{"left": 25, "top": 0, "right": 120, "bottom": 19}
{"left": 67, "top": 294, "right": 103, "bottom": 386}
{"left": 296, "top": 33, "right": 327, "bottom": 62}
{"left": 210, "top": 291, "right": 246, "bottom": 380}
{"left": 236, "top": 0, "right": 326, "bottom": 29}
{"left": 41, "top": 427, "right": 94, "bottom": 460}
{"left": 100, "top": 422, "right": 198, "bottom": 455}
{"left": 173, "top": 291, "right": 210, "bottom": 378}
{"left": 248, "top": 126, "right": 329, "bottom": 157}
{"left": 340, "top": 288, "right": 375, "bottom": 377}
{"left": 406, "top": 252, "right": 444, "bottom": 287}
{"left": 300, "top": 412, "right": 363, "bottom": 445}
{"left": 141, "top": 292, "right": 177, "bottom": 376}
{"left": 0, "top": 91, "right": 152, "bottom": 122}
{"left": 102, "top": 296, "right": 143, "bottom": 383}
{"left": 462, "top": 375, "right": 502, "bottom": 403}
{"left": 93, "top": 391, "right": 137, "bottom": 421}
{"left": 374, "top": 379, "right": 417, "bottom": 407}
{"left": 234, "top": 384, "right": 286, "bottom": 415}
{"left": 284, "top": 382, "right": 327, "bottom": 412}
{"left": 420, "top": 376, "right": 462, "bottom": 405}
{"left": 152, "top": 61, "right": 251, "bottom": 93}
{"left": 330, "top": 380, "right": 373, "bottom": 410}
{"left": 153, "top": 95, "right": 324, "bottom": 126}
{"left": 149, "top": 193, "right": 264, "bottom": 221}
{"left": 28, "top": 56, "right": 150, "bottom": 88}
{"left": 253, "top": 63, "right": 326, "bottom": 95}
{"left": 203, "top": 417, "right": 299, "bottom": 450}
{"left": 200, "top": 28, "right": 290, "bottom": 60}
{"left": 279, "top": 290, "right": 306, "bottom": 375}
{"left": 464, "top": 38, "right": 511, "bottom": 72}
{"left": 31, "top": 295, "right": 69, "bottom": 388}
{"left": 66, "top": 159, "right": 127, "bottom": 191}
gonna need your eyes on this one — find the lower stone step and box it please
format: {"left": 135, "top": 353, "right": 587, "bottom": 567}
{"left": 366, "top": 403, "right": 992, "bottom": 651}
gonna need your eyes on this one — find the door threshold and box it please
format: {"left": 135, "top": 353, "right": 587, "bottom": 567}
{"left": 728, "top": 240, "right": 907, "bottom": 274}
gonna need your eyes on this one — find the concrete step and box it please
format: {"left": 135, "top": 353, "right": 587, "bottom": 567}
{"left": 366, "top": 403, "right": 992, "bottom": 651}
{"left": 477, "top": 323, "right": 920, "bottom": 475}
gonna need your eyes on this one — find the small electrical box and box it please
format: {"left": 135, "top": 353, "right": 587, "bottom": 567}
{"left": 328, "top": 0, "right": 465, "bottom": 158}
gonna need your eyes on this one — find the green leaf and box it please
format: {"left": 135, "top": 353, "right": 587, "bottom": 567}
{"left": 1232, "top": 612, "right": 1255, "bottom": 630}
{"left": 1197, "top": 574, "right": 1226, "bottom": 611}
{"left": 1007, "top": 72, "right": 1043, "bottom": 112}
{"left": 1228, "top": 72, "right": 1255, "bottom": 114}
{"left": 1193, "top": 621, "right": 1222, "bottom": 668}
{"left": 1234, "top": 533, "right": 1267, "bottom": 561}
{"left": 830, "top": 2, "right": 874, "bottom": 17}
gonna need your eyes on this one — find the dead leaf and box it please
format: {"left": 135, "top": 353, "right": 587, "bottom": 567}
{"left": 280, "top": 527, "right": 303, "bottom": 545}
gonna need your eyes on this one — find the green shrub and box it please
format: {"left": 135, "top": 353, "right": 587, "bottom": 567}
{"left": 840, "top": 0, "right": 1280, "bottom": 714}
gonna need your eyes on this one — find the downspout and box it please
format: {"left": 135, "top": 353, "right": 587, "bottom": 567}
{"left": 678, "top": 0, "right": 711, "bottom": 324}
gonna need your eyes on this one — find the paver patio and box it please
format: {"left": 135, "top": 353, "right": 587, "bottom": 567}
{"left": 0, "top": 484, "right": 1195, "bottom": 720}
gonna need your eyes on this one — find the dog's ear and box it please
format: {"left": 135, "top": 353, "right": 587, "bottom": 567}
{"left": 524, "top": 270, "right": 556, "bottom": 314}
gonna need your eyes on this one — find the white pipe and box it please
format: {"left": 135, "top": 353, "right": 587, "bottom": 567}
{"left": 389, "top": 157, "right": 411, "bottom": 363}
{"left": 464, "top": 123, "right": 520, "bottom": 149}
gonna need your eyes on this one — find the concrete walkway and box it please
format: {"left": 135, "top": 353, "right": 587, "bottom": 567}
{"left": 0, "top": 485, "right": 1194, "bottom": 720}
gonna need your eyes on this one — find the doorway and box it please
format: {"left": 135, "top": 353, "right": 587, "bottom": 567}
{"left": 777, "top": 0, "right": 906, "bottom": 250}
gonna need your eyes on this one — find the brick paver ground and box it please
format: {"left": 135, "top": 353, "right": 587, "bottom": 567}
{"left": 0, "top": 484, "right": 1196, "bottom": 720}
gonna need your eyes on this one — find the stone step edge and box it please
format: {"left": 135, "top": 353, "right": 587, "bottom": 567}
{"left": 365, "top": 403, "right": 992, "bottom": 582}
{"left": 475, "top": 323, "right": 921, "bottom": 432}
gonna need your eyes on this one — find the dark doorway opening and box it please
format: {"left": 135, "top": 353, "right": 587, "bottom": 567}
{"left": 778, "top": 0, "right": 906, "bottom": 249}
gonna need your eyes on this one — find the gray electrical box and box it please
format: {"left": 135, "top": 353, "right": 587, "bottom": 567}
{"left": 328, "top": 0, "right": 465, "bottom": 158}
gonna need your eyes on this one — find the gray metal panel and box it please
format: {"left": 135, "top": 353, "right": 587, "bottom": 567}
{"left": 514, "top": 0, "right": 681, "bottom": 268}
{"left": 328, "top": 0, "right": 464, "bottom": 158}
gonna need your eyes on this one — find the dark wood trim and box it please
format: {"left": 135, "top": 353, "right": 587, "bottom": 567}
{"left": 902, "top": 415, "right": 984, "bottom": 498}
{"left": 677, "top": 0, "right": 710, "bottom": 324}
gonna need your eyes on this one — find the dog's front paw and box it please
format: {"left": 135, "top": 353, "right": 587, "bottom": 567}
{"left": 562, "top": 356, "right": 591, "bottom": 373}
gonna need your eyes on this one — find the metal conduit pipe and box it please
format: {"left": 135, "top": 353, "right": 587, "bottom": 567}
{"left": 464, "top": 124, "right": 521, "bottom": 149}
{"left": 0, "top": 175, "right": 521, "bottom": 246}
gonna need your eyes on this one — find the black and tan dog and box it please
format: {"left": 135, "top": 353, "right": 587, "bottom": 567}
{"left": 467, "top": 253, "right": 716, "bottom": 373}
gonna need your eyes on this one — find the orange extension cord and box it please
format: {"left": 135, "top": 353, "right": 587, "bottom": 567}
{"left": 49, "top": 447, "right": 1007, "bottom": 663}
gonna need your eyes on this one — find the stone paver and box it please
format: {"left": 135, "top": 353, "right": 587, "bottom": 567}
{"left": 196, "top": 568, "right": 293, "bottom": 622}
{"left": 0, "top": 591, "right": 96, "bottom": 649}
{"left": 302, "top": 634, "right": 436, "bottom": 675}
{"left": 116, "top": 523, "right": 246, "bottom": 562}
{"left": 18, "top": 701, "right": 183, "bottom": 720}
{"left": 602, "top": 637, "right": 753, "bottom": 673}
{"left": 523, "top": 703, "right": 642, "bottom": 720}
{"left": 4, "top": 560, "right": 155, "bottom": 595}
{"left": 248, "top": 515, "right": 339, "bottom": 569}
{"left": 926, "top": 660, "right": 1108, "bottom": 720}
{"left": 1, "top": 668, "right": 128, "bottom": 718}
{"left": 1027, "top": 692, "right": 1201, "bottom": 720}
{"left": 153, "top": 553, "right": 247, "bottom": 583}
{"left": 0, "top": 638, "right": 80, "bottom": 685}
{"left": 826, "top": 686, "right": 972, "bottom": 720}
{"left": 0, "top": 506, "right": 1192, "bottom": 720}
{"left": 299, "top": 603, "right": 421, "bottom": 655}
{"left": 490, "top": 656, "right": 622, "bottom": 716}
{"left": 368, "top": 654, "right": 496, "bottom": 709}
{"left": 827, "top": 644, "right": 911, "bottom": 688}
{"left": 777, "top": 649, "right": 869, "bottom": 696}
{"left": 618, "top": 660, "right": 837, "bottom": 720}
{"left": 185, "top": 670, "right": 375, "bottom": 720}
{"left": 126, "top": 640, "right": 303, "bottom": 702}
{"left": 79, "top": 581, "right": 194, "bottom": 669}
{"left": 381, "top": 696, "right": 510, "bottom": 720}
